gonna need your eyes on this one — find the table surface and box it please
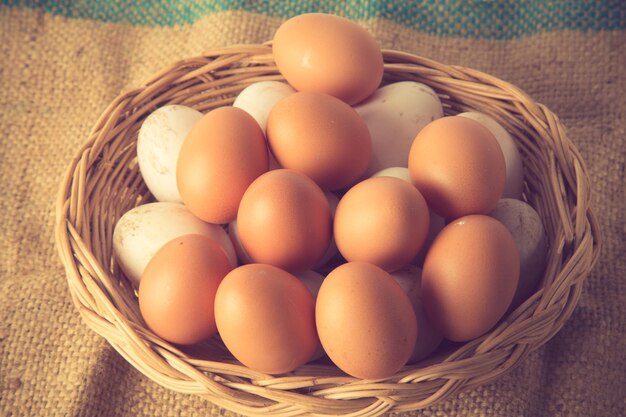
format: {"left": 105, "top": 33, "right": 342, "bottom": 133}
{"left": 0, "top": 1, "right": 624, "bottom": 416}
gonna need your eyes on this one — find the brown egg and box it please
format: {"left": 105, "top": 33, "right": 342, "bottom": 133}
{"left": 138, "top": 234, "right": 233, "bottom": 345}
{"left": 214, "top": 264, "right": 318, "bottom": 374}
{"left": 316, "top": 262, "right": 417, "bottom": 379}
{"left": 391, "top": 266, "right": 443, "bottom": 363}
{"left": 408, "top": 116, "right": 506, "bottom": 220}
{"left": 272, "top": 13, "right": 383, "bottom": 105}
{"left": 237, "top": 169, "right": 331, "bottom": 273}
{"left": 177, "top": 106, "right": 268, "bottom": 224}
{"left": 334, "top": 176, "right": 430, "bottom": 271}
{"left": 421, "top": 215, "right": 520, "bottom": 342}
{"left": 368, "top": 168, "right": 445, "bottom": 268}
{"left": 267, "top": 92, "right": 372, "bottom": 191}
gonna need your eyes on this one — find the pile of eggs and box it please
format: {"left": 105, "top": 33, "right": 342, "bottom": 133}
{"left": 113, "top": 13, "right": 549, "bottom": 379}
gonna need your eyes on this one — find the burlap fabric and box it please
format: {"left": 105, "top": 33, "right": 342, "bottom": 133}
{"left": 0, "top": 2, "right": 624, "bottom": 416}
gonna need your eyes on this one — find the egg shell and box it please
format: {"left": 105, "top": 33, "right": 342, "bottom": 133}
{"left": 214, "top": 264, "right": 318, "bottom": 374}
{"left": 177, "top": 106, "right": 268, "bottom": 224}
{"left": 334, "top": 176, "right": 429, "bottom": 272}
{"left": 272, "top": 13, "right": 383, "bottom": 105}
{"left": 391, "top": 265, "right": 443, "bottom": 363}
{"left": 489, "top": 199, "right": 548, "bottom": 309}
{"left": 408, "top": 116, "right": 506, "bottom": 219}
{"left": 113, "top": 202, "right": 237, "bottom": 287}
{"left": 421, "top": 215, "right": 520, "bottom": 342}
{"left": 316, "top": 262, "right": 417, "bottom": 379}
{"left": 237, "top": 169, "right": 332, "bottom": 274}
{"left": 458, "top": 111, "right": 524, "bottom": 199}
{"left": 137, "top": 105, "right": 203, "bottom": 203}
{"left": 354, "top": 82, "right": 444, "bottom": 176}
{"left": 138, "top": 234, "right": 233, "bottom": 345}
{"left": 267, "top": 92, "right": 372, "bottom": 191}
{"left": 233, "top": 81, "right": 296, "bottom": 133}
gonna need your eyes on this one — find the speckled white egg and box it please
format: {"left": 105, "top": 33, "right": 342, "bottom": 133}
{"left": 137, "top": 105, "right": 203, "bottom": 202}
{"left": 391, "top": 265, "right": 443, "bottom": 363}
{"left": 489, "top": 198, "right": 548, "bottom": 309}
{"left": 113, "top": 202, "right": 237, "bottom": 287}
{"left": 458, "top": 111, "right": 524, "bottom": 199}
{"left": 354, "top": 81, "right": 443, "bottom": 175}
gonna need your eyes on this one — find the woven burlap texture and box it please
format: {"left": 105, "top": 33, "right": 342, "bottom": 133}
{"left": 1, "top": 6, "right": 624, "bottom": 417}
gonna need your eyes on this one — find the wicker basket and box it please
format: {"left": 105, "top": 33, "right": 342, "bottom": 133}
{"left": 55, "top": 44, "right": 600, "bottom": 416}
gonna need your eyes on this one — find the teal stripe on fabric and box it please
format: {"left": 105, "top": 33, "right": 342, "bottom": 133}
{"left": 2, "top": 0, "right": 625, "bottom": 39}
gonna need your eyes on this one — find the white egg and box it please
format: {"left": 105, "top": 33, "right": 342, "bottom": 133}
{"left": 489, "top": 198, "right": 548, "bottom": 309}
{"left": 391, "top": 265, "right": 443, "bottom": 363}
{"left": 113, "top": 202, "right": 237, "bottom": 287}
{"left": 233, "top": 81, "right": 296, "bottom": 133}
{"left": 371, "top": 166, "right": 411, "bottom": 182}
{"left": 137, "top": 105, "right": 203, "bottom": 202}
{"left": 458, "top": 111, "right": 524, "bottom": 199}
{"left": 391, "top": 264, "right": 421, "bottom": 293}
{"left": 354, "top": 81, "right": 443, "bottom": 176}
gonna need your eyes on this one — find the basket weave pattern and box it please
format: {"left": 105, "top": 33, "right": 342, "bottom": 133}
{"left": 54, "top": 45, "right": 600, "bottom": 416}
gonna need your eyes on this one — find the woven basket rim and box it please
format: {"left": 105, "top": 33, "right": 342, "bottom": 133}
{"left": 54, "top": 44, "right": 601, "bottom": 417}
